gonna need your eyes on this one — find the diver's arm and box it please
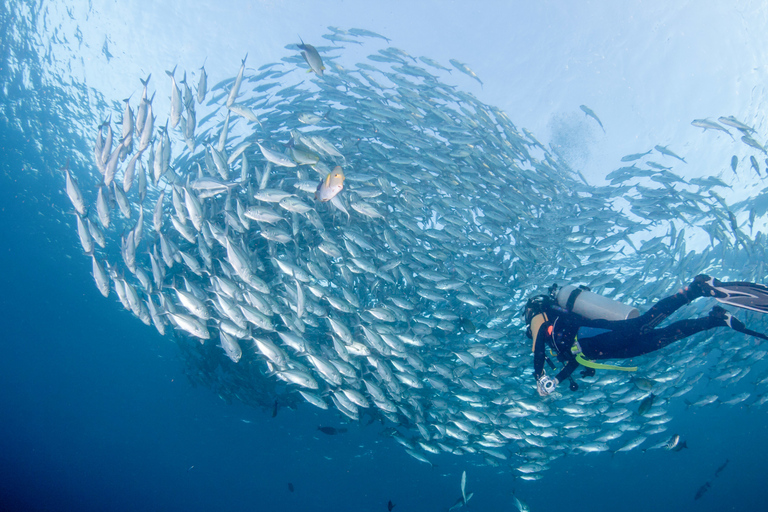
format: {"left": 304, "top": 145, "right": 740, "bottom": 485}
{"left": 555, "top": 357, "right": 580, "bottom": 383}
{"left": 533, "top": 322, "right": 549, "bottom": 379}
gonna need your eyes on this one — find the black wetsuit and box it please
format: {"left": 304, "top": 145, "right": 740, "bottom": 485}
{"left": 533, "top": 288, "right": 722, "bottom": 383}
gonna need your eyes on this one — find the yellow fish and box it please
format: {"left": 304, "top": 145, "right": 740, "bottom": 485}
{"left": 315, "top": 166, "right": 345, "bottom": 202}
{"left": 298, "top": 37, "right": 325, "bottom": 76}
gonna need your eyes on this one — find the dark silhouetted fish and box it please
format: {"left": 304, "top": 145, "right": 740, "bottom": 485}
{"left": 715, "top": 459, "right": 729, "bottom": 477}
{"left": 580, "top": 104, "right": 605, "bottom": 132}
{"left": 694, "top": 481, "right": 711, "bottom": 500}
{"left": 638, "top": 393, "right": 655, "bottom": 415}
{"left": 318, "top": 426, "right": 347, "bottom": 435}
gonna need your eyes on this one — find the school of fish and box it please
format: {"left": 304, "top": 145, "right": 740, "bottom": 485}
{"left": 58, "top": 28, "right": 768, "bottom": 478}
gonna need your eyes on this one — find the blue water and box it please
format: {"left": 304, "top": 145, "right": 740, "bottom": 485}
{"left": 1, "top": 202, "right": 765, "bottom": 512}
{"left": 2, "top": 1, "right": 768, "bottom": 510}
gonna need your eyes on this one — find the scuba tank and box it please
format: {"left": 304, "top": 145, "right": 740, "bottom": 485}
{"left": 554, "top": 284, "right": 639, "bottom": 321}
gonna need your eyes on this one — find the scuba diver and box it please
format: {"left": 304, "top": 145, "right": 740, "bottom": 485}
{"left": 524, "top": 275, "right": 768, "bottom": 397}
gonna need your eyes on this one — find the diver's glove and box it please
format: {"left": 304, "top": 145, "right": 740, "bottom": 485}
{"left": 537, "top": 374, "right": 559, "bottom": 396}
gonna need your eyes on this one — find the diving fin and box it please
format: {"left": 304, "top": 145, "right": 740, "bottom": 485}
{"left": 708, "top": 278, "right": 768, "bottom": 314}
{"left": 729, "top": 319, "right": 768, "bottom": 341}
{"left": 710, "top": 306, "right": 768, "bottom": 340}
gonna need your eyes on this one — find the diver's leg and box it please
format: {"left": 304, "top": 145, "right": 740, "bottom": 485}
{"left": 620, "top": 317, "right": 719, "bottom": 358}
{"left": 584, "top": 308, "right": 728, "bottom": 360}
{"left": 576, "top": 275, "right": 719, "bottom": 335}
{"left": 635, "top": 275, "right": 716, "bottom": 334}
